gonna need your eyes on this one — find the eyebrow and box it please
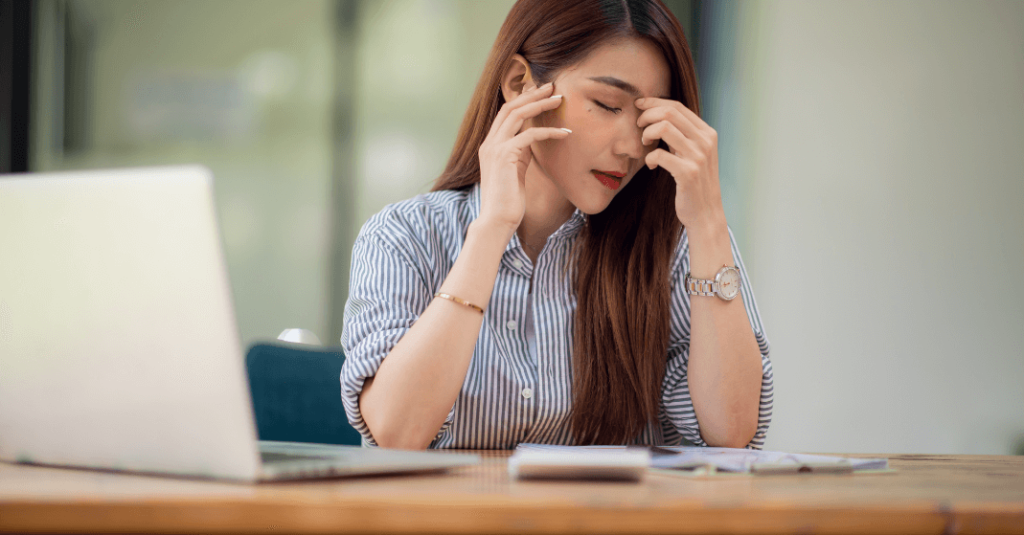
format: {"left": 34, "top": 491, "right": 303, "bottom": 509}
{"left": 587, "top": 76, "right": 668, "bottom": 100}
{"left": 588, "top": 76, "right": 643, "bottom": 98}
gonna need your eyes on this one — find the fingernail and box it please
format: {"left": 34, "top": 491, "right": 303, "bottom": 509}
{"left": 543, "top": 82, "right": 553, "bottom": 89}
{"left": 560, "top": 128, "right": 572, "bottom": 134}
{"left": 635, "top": 98, "right": 645, "bottom": 106}
{"left": 549, "top": 94, "right": 562, "bottom": 100}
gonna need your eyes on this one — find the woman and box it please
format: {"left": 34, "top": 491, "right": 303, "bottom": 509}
{"left": 341, "top": 0, "right": 773, "bottom": 450}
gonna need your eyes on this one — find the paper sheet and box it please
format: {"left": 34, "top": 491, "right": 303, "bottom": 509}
{"left": 515, "top": 443, "right": 889, "bottom": 473}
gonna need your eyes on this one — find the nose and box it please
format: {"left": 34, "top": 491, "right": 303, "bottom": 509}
{"left": 612, "top": 118, "right": 645, "bottom": 162}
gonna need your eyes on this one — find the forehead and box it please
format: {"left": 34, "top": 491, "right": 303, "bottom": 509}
{"left": 560, "top": 37, "right": 671, "bottom": 99}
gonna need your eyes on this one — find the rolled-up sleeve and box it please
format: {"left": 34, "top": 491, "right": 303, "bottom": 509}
{"left": 339, "top": 225, "right": 456, "bottom": 446}
{"left": 661, "top": 227, "right": 774, "bottom": 449}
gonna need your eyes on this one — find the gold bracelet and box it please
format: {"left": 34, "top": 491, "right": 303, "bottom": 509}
{"left": 433, "top": 292, "right": 484, "bottom": 314}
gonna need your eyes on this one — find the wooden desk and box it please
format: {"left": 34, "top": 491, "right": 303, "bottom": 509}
{"left": 1, "top": 453, "right": 1022, "bottom": 534}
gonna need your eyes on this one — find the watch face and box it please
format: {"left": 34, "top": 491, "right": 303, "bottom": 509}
{"left": 717, "top": 268, "right": 741, "bottom": 300}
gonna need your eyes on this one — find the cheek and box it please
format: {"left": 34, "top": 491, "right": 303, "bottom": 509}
{"left": 537, "top": 103, "right": 595, "bottom": 158}
{"left": 564, "top": 98, "right": 603, "bottom": 131}
{"left": 531, "top": 97, "right": 613, "bottom": 177}
{"left": 534, "top": 94, "right": 601, "bottom": 130}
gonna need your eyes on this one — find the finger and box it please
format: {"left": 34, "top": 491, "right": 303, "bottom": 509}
{"left": 496, "top": 94, "right": 564, "bottom": 140}
{"left": 489, "top": 83, "right": 554, "bottom": 139}
{"left": 645, "top": 148, "right": 699, "bottom": 179}
{"left": 506, "top": 127, "right": 571, "bottom": 151}
{"left": 642, "top": 120, "right": 699, "bottom": 158}
{"left": 636, "top": 105, "right": 712, "bottom": 152}
{"left": 637, "top": 104, "right": 699, "bottom": 135}
{"left": 636, "top": 97, "right": 712, "bottom": 134}
{"left": 489, "top": 82, "right": 550, "bottom": 138}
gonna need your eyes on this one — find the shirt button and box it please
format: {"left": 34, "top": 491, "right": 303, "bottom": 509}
{"left": 521, "top": 387, "right": 533, "bottom": 399}
{"left": 506, "top": 320, "right": 517, "bottom": 330}
{"left": 512, "top": 259, "right": 524, "bottom": 269}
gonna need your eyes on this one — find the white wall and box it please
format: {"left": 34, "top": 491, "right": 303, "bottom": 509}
{"left": 731, "top": 0, "right": 1024, "bottom": 454}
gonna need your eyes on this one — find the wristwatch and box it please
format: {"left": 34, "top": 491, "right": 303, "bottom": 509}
{"left": 685, "top": 266, "right": 742, "bottom": 301}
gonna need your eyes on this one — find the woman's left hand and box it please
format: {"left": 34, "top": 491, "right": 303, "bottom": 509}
{"left": 636, "top": 97, "right": 725, "bottom": 231}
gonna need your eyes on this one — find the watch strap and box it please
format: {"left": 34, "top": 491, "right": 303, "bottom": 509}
{"left": 684, "top": 273, "right": 718, "bottom": 297}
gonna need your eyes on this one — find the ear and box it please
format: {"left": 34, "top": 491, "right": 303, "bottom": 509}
{"left": 500, "top": 54, "right": 535, "bottom": 103}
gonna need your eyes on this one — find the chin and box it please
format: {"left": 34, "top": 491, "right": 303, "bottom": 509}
{"left": 569, "top": 186, "right": 618, "bottom": 215}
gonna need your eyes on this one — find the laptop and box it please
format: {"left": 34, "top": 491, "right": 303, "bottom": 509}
{"left": 0, "top": 165, "right": 477, "bottom": 481}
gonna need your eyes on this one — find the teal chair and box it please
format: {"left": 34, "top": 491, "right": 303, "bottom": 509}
{"left": 245, "top": 343, "right": 362, "bottom": 446}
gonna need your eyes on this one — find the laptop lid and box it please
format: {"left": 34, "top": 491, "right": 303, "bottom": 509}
{"left": 0, "top": 165, "right": 262, "bottom": 481}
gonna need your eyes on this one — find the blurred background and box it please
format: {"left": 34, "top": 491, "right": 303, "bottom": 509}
{"left": 1, "top": 0, "right": 1021, "bottom": 456}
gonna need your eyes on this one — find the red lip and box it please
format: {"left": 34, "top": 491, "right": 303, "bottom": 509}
{"left": 595, "top": 169, "right": 625, "bottom": 178}
{"left": 592, "top": 171, "right": 622, "bottom": 190}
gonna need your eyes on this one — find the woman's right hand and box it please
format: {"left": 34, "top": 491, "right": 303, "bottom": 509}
{"left": 476, "top": 82, "right": 570, "bottom": 231}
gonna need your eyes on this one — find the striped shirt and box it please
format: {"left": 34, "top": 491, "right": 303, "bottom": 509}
{"left": 341, "top": 183, "right": 774, "bottom": 449}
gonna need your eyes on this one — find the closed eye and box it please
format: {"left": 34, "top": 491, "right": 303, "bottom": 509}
{"left": 594, "top": 100, "right": 621, "bottom": 114}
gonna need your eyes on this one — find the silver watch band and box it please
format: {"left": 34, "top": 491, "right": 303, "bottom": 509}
{"left": 685, "top": 274, "right": 718, "bottom": 297}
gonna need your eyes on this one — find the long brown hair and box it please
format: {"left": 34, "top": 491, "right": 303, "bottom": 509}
{"left": 433, "top": 0, "right": 700, "bottom": 444}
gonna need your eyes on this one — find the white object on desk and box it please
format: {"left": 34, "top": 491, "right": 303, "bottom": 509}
{"left": 277, "top": 328, "right": 321, "bottom": 345}
{"left": 509, "top": 449, "right": 650, "bottom": 482}
{"left": 515, "top": 443, "right": 889, "bottom": 475}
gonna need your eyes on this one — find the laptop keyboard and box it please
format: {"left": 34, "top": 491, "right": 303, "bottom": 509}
{"left": 260, "top": 451, "right": 348, "bottom": 464}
